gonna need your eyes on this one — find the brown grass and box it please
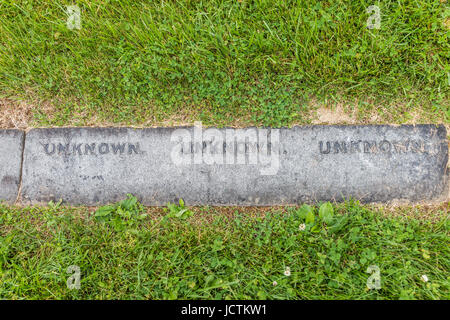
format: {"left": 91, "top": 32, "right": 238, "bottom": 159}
{"left": 0, "top": 98, "right": 33, "bottom": 129}
{"left": 311, "top": 103, "right": 356, "bottom": 124}
{"left": 308, "top": 97, "right": 447, "bottom": 126}
{"left": 2, "top": 202, "right": 448, "bottom": 226}
{"left": 0, "top": 94, "right": 447, "bottom": 129}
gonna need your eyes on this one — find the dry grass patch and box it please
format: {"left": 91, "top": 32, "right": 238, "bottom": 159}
{"left": 9, "top": 203, "right": 447, "bottom": 223}
{"left": 311, "top": 103, "right": 356, "bottom": 125}
{"left": 309, "top": 97, "right": 448, "bottom": 126}
{"left": 0, "top": 98, "right": 33, "bottom": 129}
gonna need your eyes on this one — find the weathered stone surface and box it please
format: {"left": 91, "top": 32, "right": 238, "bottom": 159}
{"left": 21, "top": 125, "right": 448, "bottom": 205}
{"left": 0, "top": 130, "right": 24, "bottom": 203}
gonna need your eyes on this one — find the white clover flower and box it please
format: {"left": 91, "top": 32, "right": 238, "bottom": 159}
{"left": 284, "top": 267, "right": 291, "bottom": 276}
{"left": 272, "top": 281, "right": 278, "bottom": 286}
{"left": 299, "top": 223, "right": 306, "bottom": 231}
{"left": 421, "top": 275, "right": 429, "bottom": 282}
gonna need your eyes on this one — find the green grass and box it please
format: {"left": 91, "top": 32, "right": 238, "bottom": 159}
{"left": 1, "top": 1, "right": 448, "bottom": 300}
{"left": 0, "top": 197, "right": 448, "bottom": 299}
{"left": 0, "top": 0, "right": 449, "bottom": 127}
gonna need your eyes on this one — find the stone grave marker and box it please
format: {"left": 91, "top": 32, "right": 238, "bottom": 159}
{"left": 20, "top": 125, "right": 448, "bottom": 205}
{"left": 0, "top": 129, "right": 25, "bottom": 203}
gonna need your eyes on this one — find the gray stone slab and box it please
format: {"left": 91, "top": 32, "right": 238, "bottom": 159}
{"left": 21, "top": 125, "right": 448, "bottom": 205}
{"left": 0, "top": 129, "right": 24, "bottom": 203}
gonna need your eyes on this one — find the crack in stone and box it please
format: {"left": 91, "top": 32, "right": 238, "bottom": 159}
{"left": 14, "top": 131, "right": 26, "bottom": 204}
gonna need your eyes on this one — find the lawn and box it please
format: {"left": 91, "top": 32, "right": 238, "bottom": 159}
{"left": 0, "top": 0, "right": 448, "bottom": 127}
{"left": 0, "top": 1, "right": 448, "bottom": 300}
{"left": 0, "top": 198, "right": 448, "bottom": 299}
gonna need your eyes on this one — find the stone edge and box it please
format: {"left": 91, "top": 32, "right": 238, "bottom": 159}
{"left": 2, "top": 125, "right": 449, "bottom": 206}
{"left": 0, "top": 129, "right": 25, "bottom": 203}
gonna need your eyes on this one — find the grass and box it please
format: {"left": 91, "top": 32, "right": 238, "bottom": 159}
{"left": 0, "top": 197, "right": 448, "bottom": 299}
{"left": 0, "top": 0, "right": 449, "bottom": 127}
{"left": 0, "top": 1, "right": 448, "bottom": 300}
